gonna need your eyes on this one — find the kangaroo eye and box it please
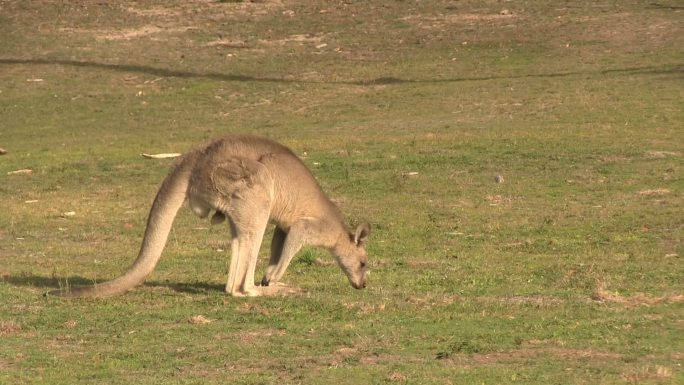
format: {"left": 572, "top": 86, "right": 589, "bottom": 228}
{"left": 360, "top": 261, "right": 367, "bottom": 269}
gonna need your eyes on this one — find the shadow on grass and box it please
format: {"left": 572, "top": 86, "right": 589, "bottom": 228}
{"left": 2, "top": 274, "right": 94, "bottom": 289}
{"left": 145, "top": 280, "right": 224, "bottom": 294}
{"left": 1, "top": 58, "right": 682, "bottom": 85}
{"left": 2, "top": 273, "right": 224, "bottom": 294}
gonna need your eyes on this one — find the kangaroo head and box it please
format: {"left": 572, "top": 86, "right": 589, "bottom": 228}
{"left": 334, "top": 222, "right": 371, "bottom": 289}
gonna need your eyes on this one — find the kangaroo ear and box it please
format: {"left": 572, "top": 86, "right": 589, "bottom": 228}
{"left": 353, "top": 222, "right": 371, "bottom": 246}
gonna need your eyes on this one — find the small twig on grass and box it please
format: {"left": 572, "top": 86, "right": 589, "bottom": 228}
{"left": 7, "top": 169, "right": 32, "bottom": 175}
{"left": 141, "top": 153, "right": 182, "bottom": 159}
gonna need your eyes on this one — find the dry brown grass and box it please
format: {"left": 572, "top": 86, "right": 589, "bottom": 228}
{"left": 0, "top": 320, "right": 22, "bottom": 336}
{"left": 622, "top": 364, "right": 674, "bottom": 382}
{"left": 637, "top": 188, "right": 672, "bottom": 197}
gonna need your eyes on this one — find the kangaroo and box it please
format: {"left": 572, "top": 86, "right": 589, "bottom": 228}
{"left": 50, "top": 135, "right": 370, "bottom": 298}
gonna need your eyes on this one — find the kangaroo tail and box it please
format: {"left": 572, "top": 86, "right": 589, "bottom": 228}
{"left": 50, "top": 157, "right": 193, "bottom": 298}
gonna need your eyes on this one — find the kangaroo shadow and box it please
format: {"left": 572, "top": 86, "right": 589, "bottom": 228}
{"left": 144, "top": 280, "right": 225, "bottom": 294}
{"left": 2, "top": 273, "right": 224, "bottom": 295}
{"left": 2, "top": 274, "right": 93, "bottom": 289}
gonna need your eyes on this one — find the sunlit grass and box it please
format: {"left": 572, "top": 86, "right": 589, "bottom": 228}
{"left": 1, "top": 1, "right": 682, "bottom": 384}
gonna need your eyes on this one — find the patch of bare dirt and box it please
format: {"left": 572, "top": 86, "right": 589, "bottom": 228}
{"left": 235, "top": 302, "right": 271, "bottom": 316}
{"left": 59, "top": 26, "right": 196, "bottom": 41}
{"left": 63, "top": 319, "right": 78, "bottom": 329}
{"left": 592, "top": 281, "right": 684, "bottom": 307}
{"left": 205, "top": 33, "right": 328, "bottom": 50}
{"left": 478, "top": 294, "right": 564, "bottom": 307}
{"left": 386, "top": 372, "right": 408, "bottom": 382}
{"left": 258, "top": 33, "right": 327, "bottom": 47}
{"left": 343, "top": 301, "right": 387, "bottom": 314}
{"left": 104, "top": 26, "right": 195, "bottom": 41}
{"left": 125, "top": 0, "right": 284, "bottom": 21}
{"left": 622, "top": 364, "right": 674, "bottom": 382}
{"left": 407, "top": 294, "right": 564, "bottom": 310}
{"left": 486, "top": 194, "right": 518, "bottom": 206}
{"left": 402, "top": 11, "right": 516, "bottom": 29}
{"left": 443, "top": 347, "right": 622, "bottom": 367}
{"left": 58, "top": 0, "right": 285, "bottom": 41}
{"left": 124, "top": 5, "right": 183, "bottom": 18}
{"left": 600, "top": 155, "right": 632, "bottom": 163}
{"left": 204, "top": 38, "right": 248, "bottom": 48}
{"left": 233, "top": 328, "right": 287, "bottom": 345}
{"left": 407, "top": 294, "right": 462, "bottom": 308}
{"left": 576, "top": 12, "right": 681, "bottom": 48}
{"left": 523, "top": 338, "right": 566, "bottom": 347}
{"left": 188, "top": 315, "right": 214, "bottom": 325}
{"left": 405, "top": 259, "right": 442, "bottom": 269}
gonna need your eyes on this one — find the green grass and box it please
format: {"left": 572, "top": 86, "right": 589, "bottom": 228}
{"left": 1, "top": 1, "right": 682, "bottom": 384}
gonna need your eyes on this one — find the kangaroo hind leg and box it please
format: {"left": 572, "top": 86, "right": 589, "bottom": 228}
{"left": 211, "top": 157, "right": 274, "bottom": 297}
{"left": 226, "top": 210, "right": 270, "bottom": 297}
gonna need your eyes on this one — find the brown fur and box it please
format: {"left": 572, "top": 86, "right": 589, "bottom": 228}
{"left": 50, "top": 135, "right": 370, "bottom": 298}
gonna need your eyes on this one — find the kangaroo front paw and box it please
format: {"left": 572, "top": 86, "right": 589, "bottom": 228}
{"left": 228, "top": 283, "right": 299, "bottom": 297}
{"left": 259, "top": 283, "right": 301, "bottom": 296}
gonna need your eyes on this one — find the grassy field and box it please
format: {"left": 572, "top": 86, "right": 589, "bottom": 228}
{"left": 1, "top": 1, "right": 682, "bottom": 384}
